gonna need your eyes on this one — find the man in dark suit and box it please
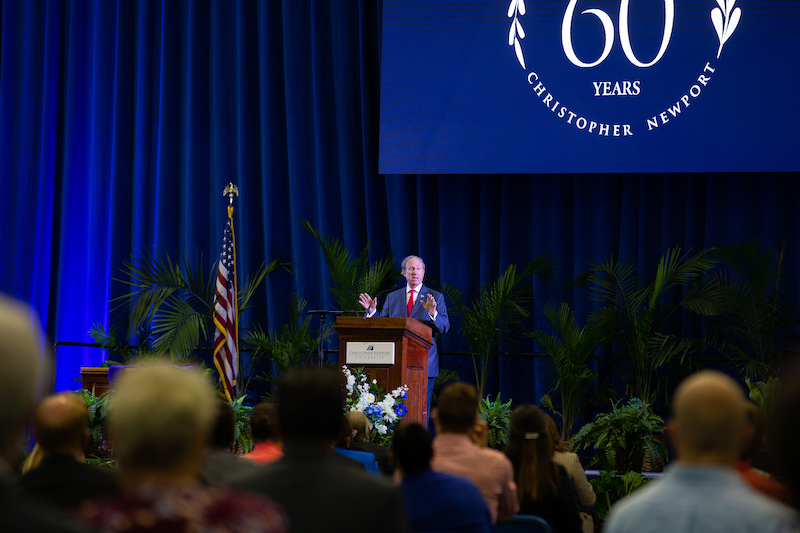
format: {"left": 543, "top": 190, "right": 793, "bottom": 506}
{"left": 0, "top": 296, "right": 88, "bottom": 533}
{"left": 17, "top": 393, "right": 119, "bottom": 511}
{"left": 233, "top": 369, "right": 409, "bottom": 533}
{"left": 358, "top": 255, "right": 450, "bottom": 422}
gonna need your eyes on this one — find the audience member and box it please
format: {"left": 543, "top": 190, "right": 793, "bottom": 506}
{"left": 203, "top": 399, "right": 263, "bottom": 486}
{"left": 545, "top": 415, "right": 596, "bottom": 533}
{"left": 20, "top": 443, "right": 44, "bottom": 475}
{"left": 234, "top": 368, "right": 409, "bottom": 533}
{"left": 16, "top": 393, "right": 119, "bottom": 511}
{"left": 347, "top": 410, "right": 393, "bottom": 477}
{"left": 79, "top": 363, "right": 287, "bottom": 533}
{"left": 394, "top": 421, "right": 491, "bottom": 533}
{"left": 335, "top": 414, "right": 381, "bottom": 478}
{"left": 505, "top": 406, "right": 582, "bottom": 533}
{"left": 431, "top": 382, "right": 518, "bottom": 523}
{"left": 241, "top": 402, "right": 283, "bottom": 465}
{"left": 735, "top": 401, "right": 795, "bottom": 508}
{"left": 768, "top": 372, "right": 800, "bottom": 508}
{"left": 0, "top": 296, "right": 87, "bottom": 532}
{"left": 605, "top": 370, "right": 798, "bottom": 533}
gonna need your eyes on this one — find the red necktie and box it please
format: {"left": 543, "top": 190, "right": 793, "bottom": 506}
{"left": 407, "top": 289, "right": 415, "bottom": 316}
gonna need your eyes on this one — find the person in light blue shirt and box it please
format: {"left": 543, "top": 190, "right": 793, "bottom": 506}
{"left": 605, "top": 370, "right": 799, "bottom": 533}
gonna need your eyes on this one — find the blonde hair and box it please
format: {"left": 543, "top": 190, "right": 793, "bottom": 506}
{"left": 346, "top": 410, "right": 371, "bottom": 443}
{"left": 110, "top": 363, "right": 216, "bottom": 469}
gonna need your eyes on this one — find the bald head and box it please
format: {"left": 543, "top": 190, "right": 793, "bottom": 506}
{"left": 33, "top": 393, "right": 90, "bottom": 458}
{"left": 671, "top": 370, "right": 746, "bottom": 464}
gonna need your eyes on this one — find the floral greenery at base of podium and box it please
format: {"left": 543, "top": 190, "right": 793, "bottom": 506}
{"left": 343, "top": 365, "right": 409, "bottom": 447}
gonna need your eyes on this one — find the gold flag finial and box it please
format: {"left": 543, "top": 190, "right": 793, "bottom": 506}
{"left": 223, "top": 183, "right": 239, "bottom": 204}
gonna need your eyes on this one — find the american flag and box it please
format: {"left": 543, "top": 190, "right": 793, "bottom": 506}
{"left": 213, "top": 209, "right": 238, "bottom": 401}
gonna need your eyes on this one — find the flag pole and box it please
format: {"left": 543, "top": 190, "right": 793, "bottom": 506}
{"left": 214, "top": 183, "right": 239, "bottom": 402}
{"left": 224, "top": 183, "right": 239, "bottom": 397}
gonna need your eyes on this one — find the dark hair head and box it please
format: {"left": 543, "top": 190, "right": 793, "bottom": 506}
{"left": 392, "top": 421, "right": 433, "bottom": 475}
{"left": 250, "top": 402, "right": 278, "bottom": 442}
{"left": 436, "top": 382, "right": 479, "bottom": 433}
{"left": 336, "top": 415, "right": 354, "bottom": 449}
{"left": 506, "top": 405, "right": 558, "bottom": 501}
{"left": 211, "top": 399, "right": 236, "bottom": 449}
{"left": 277, "top": 368, "right": 344, "bottom": 444}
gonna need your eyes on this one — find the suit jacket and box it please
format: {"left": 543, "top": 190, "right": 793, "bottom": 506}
{"left": 16, "top": 455, "right": 119, "bottom": 512}
{"left": 1, "top": 476, "right": 89, "bottom": 533}
{"left": 234, "top": 443, "right": 409, "bottom": 533}
{"left": 378, "top": 286, "right": 449, "bottom": 377}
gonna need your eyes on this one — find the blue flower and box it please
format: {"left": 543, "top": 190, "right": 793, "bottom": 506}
{"left": 393, "top": 403, "right": 408, "bottom": 418}
{"left": 365, "top": 404, "right": 383, "bottom": 420}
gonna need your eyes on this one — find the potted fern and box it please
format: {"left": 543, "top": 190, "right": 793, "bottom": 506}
{"left": 572, "top": 398, "right": 668, "bottom": 473}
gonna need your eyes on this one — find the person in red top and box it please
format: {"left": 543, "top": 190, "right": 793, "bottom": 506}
{"left": 242, "top": 402, "right": 283, "bottom": 465}
{"left": 736, "top": 401, "right": 796, "bottom": 508}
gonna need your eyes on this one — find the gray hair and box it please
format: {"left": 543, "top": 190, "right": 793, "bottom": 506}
{"left": 110, "top": 363, "right": 216, "bottom": 469}
{"left": 0, "top": 296, "right": 45, "bottom": 455}
{"left": 401, "top": 255, "right": 425, "bottom": 271}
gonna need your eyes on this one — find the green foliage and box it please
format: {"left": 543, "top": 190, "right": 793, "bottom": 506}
{"left": 250, "top": 296, "right": 333, "bottom": 400}
{"left": 443, "top": 254, "right": 559, "bottom": 397}
{"left": 110, "top": 249, "right": 291, "bottom": 364}
{"left": 746, "top": 376, "right": 782, "bottom": 414}
{"left": 76, "top": 388, "right": 112, "bottom": 458}
{"left": 301, "top": 220, "right": 395, "bottom": 312}
{"left": 530, "top": 302, "right": 601, "bottom": 441}
{"left": 89, "top": 322, "right": 155, "bottom": 363}
{"left": 590, "top": 470, "right": 651, "bottom": 522}
{"left": 432, "top": 368, "right": 461, "bottom": 402}
{"left": 229, "top": 395, "right": 254, "bottom": 454}
{"left": 573, "top": 246, "right": 717, "bottom": 405}
{"left": 688, "top": 240, "right": 800, "bottom": 381}
{"left": 572, "top": 398, "right": 668, "bottom": 473}
{"left": 479, "top": 393, "right": 513, "bottom": 449}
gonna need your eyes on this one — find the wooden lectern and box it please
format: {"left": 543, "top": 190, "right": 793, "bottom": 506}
{"left": 335, "top": 316, "right": 433, "bottom": 422}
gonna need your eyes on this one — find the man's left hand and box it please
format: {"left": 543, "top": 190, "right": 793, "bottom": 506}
{"left": 421, "top": 293, "right": 437, "bottom": 316}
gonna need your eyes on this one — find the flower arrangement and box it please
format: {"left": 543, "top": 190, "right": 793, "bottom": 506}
{"left": 342, "top": 365, "right": 409, "bottom": 446}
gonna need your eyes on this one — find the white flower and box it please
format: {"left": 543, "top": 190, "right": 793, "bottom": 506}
{"left": 375, "top": 423, "right": 388, "bottom": 435}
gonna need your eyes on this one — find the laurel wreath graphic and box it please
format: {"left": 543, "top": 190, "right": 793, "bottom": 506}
{"left": 508, "top": 1, "right": 742, "bottom": 68}
{"left": 711, "top": 0, "right": 741, "bottom": 59}
{"left": 507, "top": 0, "right": 526, "bottom": 69}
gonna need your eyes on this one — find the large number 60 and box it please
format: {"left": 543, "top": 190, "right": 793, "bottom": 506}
{"left": 562, "top": 0, "right": 675, "bottom": 68}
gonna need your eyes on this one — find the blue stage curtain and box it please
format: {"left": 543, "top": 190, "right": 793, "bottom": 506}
{"left": 1, "top": 1, "right": 798, "bottom": 403}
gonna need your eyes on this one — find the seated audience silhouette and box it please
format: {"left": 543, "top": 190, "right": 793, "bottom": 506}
{"left": 0, "top": 296, "right": 87, "bottom": 532}
{"left": 234, "top": 368, "right": 409, "bottom": 533}
{"left": 335, "top": 415, "right": 381, "bottom": 478}
{"left": 242, "top": 402, "right": 283, "bottom": 465}
{"left": 431, "top": 382, "right": 518, "bottom": 523}
{"left": 605, "top": 370, "right": 798, "bottom": 533}
{"left": 78, "top": 363, "right": 287, "bottom": 533}
{"left": 394, "top": 421, "right": 491, "bottom": 533}
{"left": 17, "top": 393, "right": 119, "bottom": 511}
{"left": 347, "top": 410, "right": 393, "bottom": 477}
{"left": 505, "top": 405, "right": 582, "bottom": 533}
{"left": 544, "top": 414, "right": 596, "bottom": 533}
{"left": 735, "top": 401, "right": 795, "bottom": 508}
{"left": 203, "top": 399, "right": 263, "bottom": 486}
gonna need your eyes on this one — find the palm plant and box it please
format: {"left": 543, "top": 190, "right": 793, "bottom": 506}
{"left": 530, "top": 302, "right": 602, "bottom": 441}
{"left": 301, "top": 220, "right": 395, "bottom": 312}
{"left": 110, "top": 249, "right": 291, "bottom": 362}
{"left": 443, "top": 254, "right": 559, "bottom": 398}
{"left": 573, "top": 246, "right": 717, "bottom": 406}
{"left": 249, "top": 295, "right": 333, "bottom": 399}
{"left": 687, "top": 240, "right": 800, "bottom": 381}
